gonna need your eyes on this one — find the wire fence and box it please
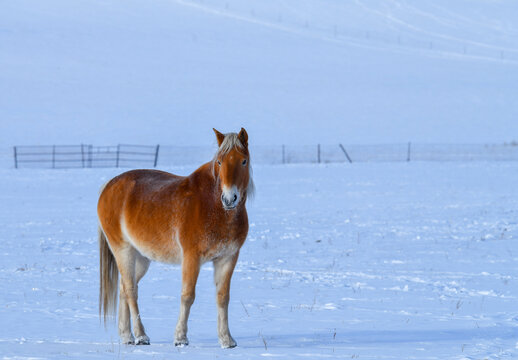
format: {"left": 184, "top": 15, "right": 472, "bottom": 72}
{"left": 8, "top": 143, "right": 518, "bottom": 169}
{"left": 156, "top": 143, "right": 518, "bottom": 166}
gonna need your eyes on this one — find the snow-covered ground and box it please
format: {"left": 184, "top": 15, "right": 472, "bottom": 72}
{"left": 0, "top": 161, "right": 517, "bottom": 359}
{"left": 1, "top": 0, "right": 518, "bottom": 146}
{"left": 1, "top": 0, "right": 517, "bottom": 358}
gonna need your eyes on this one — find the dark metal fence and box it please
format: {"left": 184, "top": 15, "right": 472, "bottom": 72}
{"left": 13, "top": 144, "right": 159, "bottom": 169}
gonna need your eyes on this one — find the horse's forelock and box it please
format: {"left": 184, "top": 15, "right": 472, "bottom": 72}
{"left": 216, "top": 133, "right": 244, "bottom": 156}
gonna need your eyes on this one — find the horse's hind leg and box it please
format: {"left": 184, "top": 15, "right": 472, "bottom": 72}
{"left": 117, "top": 246, "right": 151, "bottom": 345}
{"left": 213, "top": 253, "right": 239, "bottom": 348}
{"left": 118, "top": 251, "right": 150, "bottom": 344}
{"left": 118, "top": 281, "right": 133, "bottom": 344}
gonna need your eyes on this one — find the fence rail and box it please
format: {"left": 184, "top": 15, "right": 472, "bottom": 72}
{"left": 13, "top": 144, "right": 159, "bottom": 169}
{"left": 10, "top": 143, "right": 518, "bottom": 169}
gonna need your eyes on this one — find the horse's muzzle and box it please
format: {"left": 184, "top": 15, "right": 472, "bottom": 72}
{"left": 221, "top": 193, "right": 238, "bottom": 210}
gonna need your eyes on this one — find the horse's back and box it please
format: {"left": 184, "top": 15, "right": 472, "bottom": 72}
{"left": 98, "top": 169, "right": 183, "bottom": 214}
{"left": 98, "top": 169, "right": 185, "bottom": 263}
{"left": 106, "top": 169, "right": 182, "bottom": 190}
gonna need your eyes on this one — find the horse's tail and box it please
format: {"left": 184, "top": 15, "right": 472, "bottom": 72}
{"left": 99, "top": 227, "right": 118, "bottom": 325}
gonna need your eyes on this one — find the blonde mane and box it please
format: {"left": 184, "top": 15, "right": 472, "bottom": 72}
{"left": 212, "top": 133, "right": 255, "bottom": 199}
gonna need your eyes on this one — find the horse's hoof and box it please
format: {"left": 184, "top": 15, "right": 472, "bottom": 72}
{"left": 219, "top": 337, "right": 237, "bottom": 349}
{"left": 174, "top": 337, "right": 189, "bottom": 347}
{"left": 135, "top": 336, "right": 150, "bottom": 345}
{"left": 121, "top": 334, "right": 135, "bottom": 345}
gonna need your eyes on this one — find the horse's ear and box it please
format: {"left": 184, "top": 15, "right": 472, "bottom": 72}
{"left": 238, "top": 128, "right": 248, "bottom": 148}
{"left": 213, "top": 128, "right": 225, "bottom": 146}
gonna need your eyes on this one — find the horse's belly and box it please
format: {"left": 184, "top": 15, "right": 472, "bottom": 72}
{"left": 200, "top": 239, "right": 242, "bottom": 263}
{"left": 121, "top": 219, "right": 182, "bottom": 264}
{"left": 137, "top": 239, "right": 182, "bottom": 264}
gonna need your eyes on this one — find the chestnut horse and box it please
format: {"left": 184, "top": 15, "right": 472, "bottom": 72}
{"left": 97, "top": 128, "right": 254, "bottom": 348}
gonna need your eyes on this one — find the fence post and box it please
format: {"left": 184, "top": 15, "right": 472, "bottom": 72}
{"left": 13, "top": 146, "right": 18, "bottom": 169}
{"left": 52, "top": 145, "right": 56, "bottom": 169}
{"left": 339, "top": 144, "right": 353, "bottom": 163}
{"left": 81, "top": 144, "right": 85, "bottom": 168}
{"left": 317, "top": 144, "right": 321, "bottom": 163}
{"left": 116, "top": 144, "right": 120, "bottom": 168}
{"left": 282, "top": 145, "right": 285, "bottom": 164}
{"left": 407, "top": 142, "right": 411, "bottom": 162}
{"left": 154, "top": 145, "right": 160, "bottom": 167}
{"left": 88, "top": 145, "right": 93, "bottom": 168}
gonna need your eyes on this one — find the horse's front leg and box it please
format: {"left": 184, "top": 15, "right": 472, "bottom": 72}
{"left": 175, "top": 253, "right": 200, "bottom": 346}
{"left": 213, "top": 253, "right": 239, "bottom": 348}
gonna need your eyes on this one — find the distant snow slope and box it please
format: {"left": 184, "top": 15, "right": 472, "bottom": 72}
{"left": 0, "top": 162, "right": 517, "bottom": 359}
{"left": 1, "top": 0, "right": 517, "bottom": 146}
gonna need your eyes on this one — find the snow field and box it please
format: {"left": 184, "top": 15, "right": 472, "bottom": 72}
{"left": 0, "top": 161, "right": 517, "bottom": 359}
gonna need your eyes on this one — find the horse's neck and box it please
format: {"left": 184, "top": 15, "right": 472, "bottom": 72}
{"left": 189, "top": 161, "right": 220, "bottom": 197}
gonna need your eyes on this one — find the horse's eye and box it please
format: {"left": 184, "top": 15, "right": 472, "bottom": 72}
{"left": 242, "top": 159, "right": 247, "bottom": 166}
{"left": 217, "top": 160, "right": 221, "bottom": 165}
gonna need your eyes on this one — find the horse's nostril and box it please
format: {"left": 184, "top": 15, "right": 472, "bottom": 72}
{"left": 233, "top": 194, "right": 237, "bottom": 202}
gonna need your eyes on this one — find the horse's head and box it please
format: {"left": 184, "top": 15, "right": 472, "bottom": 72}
{"left": 213, "top": 128, "right": 254, "bottom": 210}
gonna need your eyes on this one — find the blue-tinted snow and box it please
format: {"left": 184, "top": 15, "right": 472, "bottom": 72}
{"left": 0, "top": 162, "right": 516, "bottom": 359}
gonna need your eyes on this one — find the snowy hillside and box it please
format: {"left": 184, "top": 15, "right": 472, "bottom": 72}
{"left": 1, "top": 0, "right": 518, "bottom": 146}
